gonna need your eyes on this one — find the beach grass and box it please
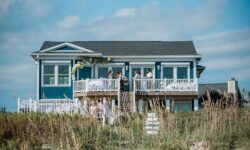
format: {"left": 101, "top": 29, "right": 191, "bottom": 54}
{"left": 0, "top": 102, "right": 250, "bottom": 149}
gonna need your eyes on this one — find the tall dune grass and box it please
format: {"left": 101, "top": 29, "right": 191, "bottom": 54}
{"left": 0, "top": 100, "right": 250, "bottom": 149}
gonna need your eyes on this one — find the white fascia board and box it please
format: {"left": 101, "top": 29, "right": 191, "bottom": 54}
{"left": 110, "top": 58, "right": 195, "bottom": 62}
{"left": 31, "top": 52, "right": 102, "bottom": 56}
{"left": 161, "top": 62, "right": 190, "bottom": 66}
{"left": 96, "top": 63, "right": 124, "bottom": 66}
{"left": 40, "top": 42, "right": 94, "bottom": 53}
{"left": 42, "top": 60, "right": 71, "bottom": 64}
{"left": 130, "top": 62, "right": 155, "bottom": 65}
{"left": 103, "top": 55, "right": 202, "bottom": 59}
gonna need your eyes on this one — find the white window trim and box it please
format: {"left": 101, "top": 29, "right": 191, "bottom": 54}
{"left": 42, "top": 62, "right": 71, "bottom": 87}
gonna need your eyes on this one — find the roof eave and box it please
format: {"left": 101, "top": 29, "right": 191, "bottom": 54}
{"left": 102, "top": 55, "right": 202, "bottom": 59}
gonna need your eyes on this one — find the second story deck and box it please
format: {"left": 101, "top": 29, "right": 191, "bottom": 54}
{"left": 74, "top": 78, "right": 198, "bottom": 97}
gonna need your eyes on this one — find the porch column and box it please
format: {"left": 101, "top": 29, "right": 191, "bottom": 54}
{"left": 194, "top": 99, "right": 199, "bottom": 111}
{"left": 112, "top": 99, "right": 116, "bottom": 113}
{"left": 102, "top": 97, "right": 107, "bottom": 125}
{"left": 155, "top": 62, "right": 161, "bottom": 79}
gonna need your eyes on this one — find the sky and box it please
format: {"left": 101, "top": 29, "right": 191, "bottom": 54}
{"left": 0, "top": 0, "right": 250, "bottom": 112}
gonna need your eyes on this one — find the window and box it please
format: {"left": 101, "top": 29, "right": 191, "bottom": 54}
{"left": 97, "top": 66, "right": 124, "bottom": 79}
{"left": 112, "top": 67, "right": 123, "bottom": 75}
{"left": 44, "top": 65, "right": 55, "bottom": 85}
{"left": 174, "top": 101, "right": 192, "bottom": 112}
{"left": 58, "top": 65, "right": 69, "bottom": 85}
{"left": 162, "top": 67, "right": 173, "bottom": 79}
{"left": 98, "top": 67, "right": 109, "bottom": 78}
{"left": 177, "top": 67, "right": 188, "bottom": 79}
{"left": 132, "top": 68, "right": 141, "bottom": 77}
{"left": 43, "top": 64, "right": 70, "bottom": 86}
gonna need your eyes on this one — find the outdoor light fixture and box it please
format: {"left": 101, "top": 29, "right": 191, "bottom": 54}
{"left": 157, "top": 65, "right": 160, "bottom": 70}
{"left": 125, "top": 65, "right": 128, "bottom": 70}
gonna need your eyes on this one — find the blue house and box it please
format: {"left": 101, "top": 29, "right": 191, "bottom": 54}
{"left": 31, "top": 41, "right": 205, "bottom": 113}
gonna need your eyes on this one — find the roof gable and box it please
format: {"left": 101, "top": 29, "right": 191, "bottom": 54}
{"left": 40, "top": 42, "right": 94, "bottom": 53}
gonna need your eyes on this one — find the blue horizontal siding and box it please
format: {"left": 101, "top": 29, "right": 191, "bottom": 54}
{"left": 40, "top": 87, "right": 73, "bottom": 99}
{"left": 190, "top": 61, "right": 194, "bottom": 79}
{"left": 55, "top": 46, "right": 76, "bottom": 50}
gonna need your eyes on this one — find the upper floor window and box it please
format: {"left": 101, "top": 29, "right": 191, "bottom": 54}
{"left": 43, "top": 63, "right": 70, "bottom": 86}
{"left": 177, "top": 67, "right": 188, "bottom": 79}
{"left": 58, "top": 65, "right": 70, "bottom": 85}
{"left": 44, "top": 65, "right": 55, "bottom": 85}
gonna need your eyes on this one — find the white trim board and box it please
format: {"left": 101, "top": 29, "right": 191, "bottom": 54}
{"left": 40, "top": 42, "right": 94, "bottom": 53}
{"left": 103, "top": 55, "right": 202, "bottom": 58}
{"left": 161, "top": 62, "right": 189, "bottom": 66}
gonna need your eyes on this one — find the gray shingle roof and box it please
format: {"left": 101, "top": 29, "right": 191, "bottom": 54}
{"left": 39, "top": 41, "right": 198, "bottom": 56}
{"left": 198, "top": 83, "right": 228, "bottom": 96}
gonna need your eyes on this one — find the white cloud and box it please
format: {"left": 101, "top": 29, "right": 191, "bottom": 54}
{"left": 23, "top": 0, "right": 53, "bottom": 17}
{"left": 113, "top": 8, "right": 135, "bottom": 17}
{"left": 57, "top": 15, "right": 80, "bottom": 29}
{"left": 0, "top": 64, "right": 35, "bottom": 85}
{"left": 195, "top": 28, "right": 250, "bottom": 55}
{"left": 0, "top": 0, "right": 16, "bottom": 14}
{"left": 235, "top": 68, "right": 250, "bottom": 81}
{"left": 204, "top": 56, "right": 250, "bottom": 71}
{"left": 83, "top": 0, "right": 227, "bottom": 40}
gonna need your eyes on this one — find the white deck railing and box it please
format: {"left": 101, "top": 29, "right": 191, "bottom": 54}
{"left": 17, "top": 98, "right": 79, "bottom": 114}
{"left": 74, "top": 79, "right": 120, "bottom": 92}
{"left": 134, "top": 78, "right": 198, "bottom": 92}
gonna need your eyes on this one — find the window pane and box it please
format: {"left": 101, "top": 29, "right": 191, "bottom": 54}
{"left": 58, "top": 75, "right": 69, "bottom": 85}
{"left": 174, "top": 101, "right": 192, "bottom": 112}
{"left": 98, "top": 67, "right": 109, "bottom": 78}
{"left": 132, "top": 68, "right": 141, "bottom": 77}
{"left": 112, "top": 67, "right": 123, "bottom": 75}
{"left": 44, "top": 75, "right": 55, "bottom": 85}
{"left": 183, "top": 102, "right": 192, "bottom": 112}
{"left": 177, "top": 67, "right": 188, "bottom": 79}
{"left": 59, "top": 65, "right": 69, "bottom": 74}
{"left": 44, "top": 65, "right": 54, "bottom": 74}
{"left": 163, "top": 67, "right": 173, "bottom": 79}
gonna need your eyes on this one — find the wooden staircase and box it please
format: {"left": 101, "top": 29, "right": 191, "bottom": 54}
{"left": 120, "top": 92, "right": 133, "bottom": 112}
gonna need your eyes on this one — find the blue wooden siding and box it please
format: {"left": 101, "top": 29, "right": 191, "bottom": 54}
{"left": 125, "top": 62, "right": 129, "bottom": 79}
{"left": 55, "top": 46, "right": 77, "bottom": 50}
{"left": 40, "top": 87, "right": 73, "bottom": 99}
{"left": 190, "top": 61, "right": 194, "bottom": 79}
{"left": 155, "top": 62, "right": 161, "bottom": 79}
{"left": 39, "top": 60, "right": 73, "bottom": 99}
{"left": 78, "top": 67, "right": 92, "bottom": 79}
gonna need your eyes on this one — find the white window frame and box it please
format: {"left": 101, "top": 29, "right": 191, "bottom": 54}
{"left": 42, "top": 61, "right": 71, "bottom": 87}
{"left": 161, "top": 63, "right": 190, "bottom": 80}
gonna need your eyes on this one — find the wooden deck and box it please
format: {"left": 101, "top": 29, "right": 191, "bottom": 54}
{"left": 74, "top": 91, "right": 119, "bottom": 98}
{"left": 136, "top": 91, "right": 198, "bottom": 96}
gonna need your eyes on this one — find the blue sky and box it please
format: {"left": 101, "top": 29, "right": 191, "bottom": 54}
{"left": 0, "top": 0, "right": 250, "bottom": 112}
